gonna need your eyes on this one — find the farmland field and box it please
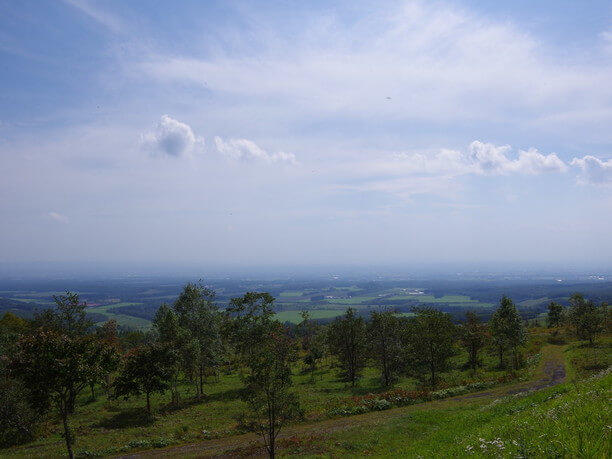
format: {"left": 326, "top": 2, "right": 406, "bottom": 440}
{"left": 275, "top": 309, "right": 345, "bottom": 323}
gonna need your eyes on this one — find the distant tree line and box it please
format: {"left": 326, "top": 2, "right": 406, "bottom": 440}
{"left": 0, "top": 286, "right": 609, "bottom": 458}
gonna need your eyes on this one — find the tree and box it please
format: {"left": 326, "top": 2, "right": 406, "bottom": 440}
{"left": 227, "top": 292, "right": 301, "bottom": 459}
{"left": 547, "top": 301, "right": 564, "bottom": 328}
{"left": 567, "top": 293, "right": 605, "bottom": 345}
{"left": 88, "top": 320, "right": 121, "bottom": 401}
{"left": 0, "top": 312, "right": 28, "bottom": 356}
{"left": 10, "top": 330, "right": 101, "bottom": 459}
{"left": 226, "top": 292, "right": 277, "bottom": 364}
{"left": 461, "top": 312, "right": 488, "bottom": 371}
{"left": 406, "top": 308, "right": 456, "bottom": 389}
{"left": 32, "top": 291, "right": 92, "bottom": 338}
{"left": 490, "top": 296, "right": 526, "bottom": 369}
{"left": 152, "top": 305, "right": 187, "bottom": 403}
{"left": 31, "top": 292, "right": 93, "bottom": 413}
{"left": 0, "top": 378, "right": 39, "bottom": 447}
{"left": 327, "top": 308, "right": 367, "bottom": 386}
{"left": 297, "top": 311, "right": 325, "bottom": 380}
{"left": 367, "top": 310, "right": 405, "bottom": 386}
{"left": 242, "top": 325, "right": 301, "bottom": 459}
{"left": 113, "top": 342, "right": 176, "bottom": 414}
{"left": 173, "top": 283, "right": 223, "bottom": 397}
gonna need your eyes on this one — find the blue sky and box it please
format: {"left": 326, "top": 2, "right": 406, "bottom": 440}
{"left": 1, "top": 0, "right": 612, "bottom": 270}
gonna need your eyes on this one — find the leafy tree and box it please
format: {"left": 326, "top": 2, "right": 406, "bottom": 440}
{"left": 113, "top": 342, "right": 177, "bottom": 414}
{"left": 33, "top": 292, "right": 92, "bottom": 338}
{"left": 547, "top": 301, "right": 564, "bottom": 328}
{"left": 297, "top": 311, "right": 325, "bottom": 380}
{"left": 227, "top": 292, "right": 300, "bottom": 459}
{"left": 490, "top": 296, "right": 526, "bottom": 369}
{"left": 153, "top": 305, "right": 186, "bottom": 403}
{"left": 173, "top": 283, "right": 223, "bottom": 397}
{"left": 242, "top": 324, "right": 301, "bottom": 459}
{"left": 406, "top": 308, "right": 456, "bottom": 389}
{"left": 10, "top": 330, "right": 102, "bottom": 459}
{"left": 567, "top": 293, "right": 605, "bottom": 345}
{"left": 0, "top": 378, "right": 39, "bottom": 447}
{"left": 0, "top": 312, "right": 28, "bottom": 355}
{"left": 88, "top": 320, "right": 121, "bottom": 401}
{"left": 31, "top": 292, "right": 93, "bottom": 413}
{"left": 327, "top": 308, "right": 367, "bottom": 386}
{"left": 367, "top": 310, "right": 405, "bottom": 386}
{"left": 226, "top": 292, "right": 277, "bottom": 364}
{"left": 461, "top": 312, "right": 488, "bottom": 370}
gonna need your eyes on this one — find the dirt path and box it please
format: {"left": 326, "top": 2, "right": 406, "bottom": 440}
{"left": 116, "top": 345, "right": 566, "bottom": 458}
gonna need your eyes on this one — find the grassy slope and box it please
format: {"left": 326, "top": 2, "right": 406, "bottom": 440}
{"left": 1, "top": 337, "right": 541, "bottom": 458}
{"left": 3, "top": 334, "right": 609, "bottom": 458}
{"left": 280, "top": 339, "right": 611, "bottom": 458}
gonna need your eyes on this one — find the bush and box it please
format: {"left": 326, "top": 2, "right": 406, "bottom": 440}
{"left": 0, "top": 378, "right": 40, "bottom": 447}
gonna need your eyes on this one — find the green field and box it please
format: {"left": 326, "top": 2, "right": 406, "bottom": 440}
{"left": 275, "top": 310, "right": 346, "bottom": 323}
{"left": 279, "top": 290, "right": 306, "bottom": 297}
{"left": 86, "top": 303, "right": 150, "bottom": 329}
{"left": 326, "top": 296, "right": 380, "bottom": 305}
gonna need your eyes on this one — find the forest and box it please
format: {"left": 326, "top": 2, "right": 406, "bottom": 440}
{"left": 0, "top": 284, "right": 610, "bottom": 458}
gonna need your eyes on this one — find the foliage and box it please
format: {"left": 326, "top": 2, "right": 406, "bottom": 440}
{"left": 328, "top": 308, "right": 368, "bottom": 386}
{"left": 32, "top": 291, "right": 93, "bottom": 337}
{"left": 241, "top": 327, "right": 302, "bottom": 458}
{"left": 461, "top": 311, "right": 489, "bottom": 370}
{"left": 406, "top": 307, "right": 457, "bottom": 388}
{"left": 229, "top": 292, "right": 301, "bottom": 458}
{"left": 567, "top": 293, "right": 606, "bottom": 345}
{"left": 173, "top": 283, "right": 222, "bottom": 397}
{"left": 10, "top": 329, "right": 103, "bottom": 459}
{"left": 490, "top": 296, "right": 526, "bottom": 369}
{"left": 297, "top": 311, "right": 325, "bottom": 379}
{"left": 113, "top": 342, "right": 177, "bottom": 414}
{"left": 367, "top": 310, "right": 406, "bottom": 386}
{"left": 546, "top": 301, "right": 564, "bottom": 328}
{"left": 0, "top": 377, "right": 39, "bottom": 447}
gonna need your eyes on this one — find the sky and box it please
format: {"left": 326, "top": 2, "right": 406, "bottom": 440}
{"left": 1, "top": 0, "right": 612, "bottom": 272}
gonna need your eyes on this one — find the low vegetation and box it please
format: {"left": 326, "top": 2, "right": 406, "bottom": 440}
{"left": 0, "top": 284, "right": 609, "bottom": 458}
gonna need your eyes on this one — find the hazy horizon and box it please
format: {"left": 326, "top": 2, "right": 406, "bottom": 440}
{"left": 2, "top": 1, "right": 611, "bottom": 269}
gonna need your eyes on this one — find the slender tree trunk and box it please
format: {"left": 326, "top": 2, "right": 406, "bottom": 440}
{"left": 146, "top": 391, "right": 151, "bottom": 414}
{"left": 199, "top": 365, "right": 204, "bottom": 396}
{"left": 61, "top": 408, "right": 74, "bottom": 459}
{"left": 498, "top": 345, "right": 504, "bottom": 368}
{"left": 90, "top": 382, "right": 96, "bottom": 401}
{"left": 67, "top": 387, "right": 75, "bottom": 414}
{"left": 430, "top": 361, "right": 436, "bottom": 389}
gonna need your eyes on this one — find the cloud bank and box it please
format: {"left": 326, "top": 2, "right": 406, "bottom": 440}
{"left": 387, "top": 141, "right": 568, "bottom": 179}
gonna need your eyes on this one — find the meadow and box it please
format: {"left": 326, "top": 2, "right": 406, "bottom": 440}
{"left": 2, "top": 328, "right": 555, "bottom": 458}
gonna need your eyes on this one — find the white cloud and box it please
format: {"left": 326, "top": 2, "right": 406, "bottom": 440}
{"left": 141, "top": 115, "right": 201, "bottom": 157}
{"left": 48, "top": 212, "right": 69, "bottom": 223}
{"left": 214, "top": 137, "right": 298, "bottom": 165}
{"left": 570, "top": 155, "right": 612, "bottom": 184}
{"left": 469, "top": 141, "right": 567, "bottom": 175}
{"left": 375, "top": 141, "right": 567, "bottom": 179}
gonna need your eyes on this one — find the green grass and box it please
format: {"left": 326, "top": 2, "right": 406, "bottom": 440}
{"left": 281, "top": 352, "right": 611, "bottom": 458}
{"left": 564, "top": 336, "right": 612, "bottom": 381}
